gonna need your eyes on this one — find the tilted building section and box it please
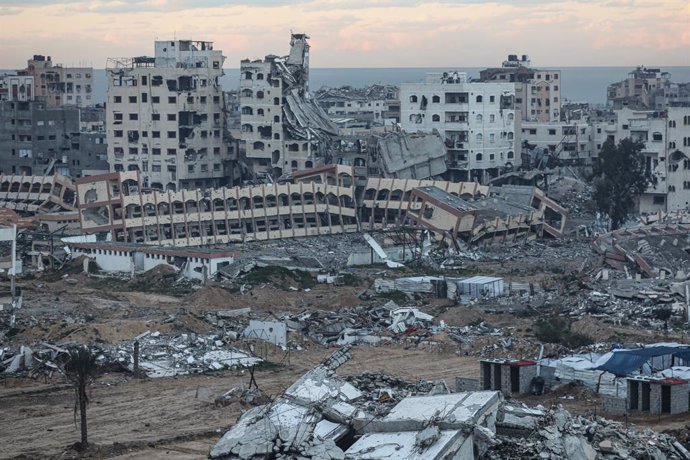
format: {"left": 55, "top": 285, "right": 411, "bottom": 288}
{"left": 75, "top": 166, "right": 567, "bottom": 247}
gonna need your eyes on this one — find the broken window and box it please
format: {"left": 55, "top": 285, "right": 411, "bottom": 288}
{"left": 178, "top": 76, "right": 194, "bottom": 91}
{"left": 244, "top": 71, "right": 252, "bottom": 80}
{"left": 258, "top": 126, "right": 272, "bottom": 140}
{"left": 409, "top": 95, "right": 418, "bottom": 103}
{"left": 257, "top": 108, "right": 264, "bottom": 116}
{"left": 241, "top": 124, "right": 253, "bottom": 132}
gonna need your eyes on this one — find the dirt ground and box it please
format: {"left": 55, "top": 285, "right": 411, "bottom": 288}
{"left": 0, "top": 345, "right": 478, "bottom": 459}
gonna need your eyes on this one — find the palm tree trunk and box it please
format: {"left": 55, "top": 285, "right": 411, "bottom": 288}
{"left": 79, "top": 383, "right": 88, "bottom": 446}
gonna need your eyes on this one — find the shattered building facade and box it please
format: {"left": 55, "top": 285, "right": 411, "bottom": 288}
{"left": 16, "top": 55, "right": 93, "bottom": 107}
{"left": 106, "top": 40, "right": 230, "bottom": 192}
{"left": 400, "top": 72, "right": 517, "bottom": 183}
{"left": 239, "top": 34, "right": 338, "bottom": 179}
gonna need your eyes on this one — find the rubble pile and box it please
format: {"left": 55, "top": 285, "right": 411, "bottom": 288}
{"left": 343, "top": 372, "right": 443, "bottom": 415}
{"left": 490, "top": 406, "right": 690, "bottom": 460}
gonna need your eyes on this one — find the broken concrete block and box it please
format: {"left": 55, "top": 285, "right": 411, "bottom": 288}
{"left": 564, "top": 435, "right": 596, "bottom": 460}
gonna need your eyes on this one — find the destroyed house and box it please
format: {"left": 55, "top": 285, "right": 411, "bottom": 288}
{"left": 67, "top": 241, "right": 236, "bottom": 281}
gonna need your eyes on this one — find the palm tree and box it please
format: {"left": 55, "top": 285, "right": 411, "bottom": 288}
{"left": 64, "top": 346, "right": 99, "bottom": 448}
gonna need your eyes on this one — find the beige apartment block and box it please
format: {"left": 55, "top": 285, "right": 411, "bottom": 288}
{"left": 106, "top": 40, "right": 228, "bottom": 192}
{"left": 18, "top": 55, "right": 93, "bottom": 107}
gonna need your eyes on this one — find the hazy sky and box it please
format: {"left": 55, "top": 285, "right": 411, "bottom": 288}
{"left": 0, "top": 0, "right": 688, "bottom": 68}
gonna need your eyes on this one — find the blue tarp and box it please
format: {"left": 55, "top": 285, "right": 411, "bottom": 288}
{"left": 594, "top": 345, "right": 690, "bottom": 376}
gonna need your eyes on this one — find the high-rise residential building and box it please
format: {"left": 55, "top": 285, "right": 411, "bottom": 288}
{"left": 399, "top": 72, "right": 516, "bottom": 183}
{"left": 17, "top": 55, "right": 93, "bottom": 107}
{"left": 239, "top": 34, "right": 338, "bottom": 180}
{"left": 106, "top": 40, "right": 229, "bottom": 191}
{"left": 0, "top": 74, "right": 35, "bottom": 102}
{"left": 479, "top": 55, "right": 561, "bottom": 123}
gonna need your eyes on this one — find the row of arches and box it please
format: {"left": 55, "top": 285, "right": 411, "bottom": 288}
{"left": 123, "top": 192, "right": 356, "bottom": 219}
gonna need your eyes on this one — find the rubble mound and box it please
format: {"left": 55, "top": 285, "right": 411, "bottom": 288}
{"left": 488, "top": 406, "right": 687, "bottom": 460}
{"left": 187, "top": 286, "right": 235, "bottom": 309}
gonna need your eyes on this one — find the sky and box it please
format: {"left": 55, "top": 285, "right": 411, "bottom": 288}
{"left": 0, "top": 0, "right": 688, "bottom": 69}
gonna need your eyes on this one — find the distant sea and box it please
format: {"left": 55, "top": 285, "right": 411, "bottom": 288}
{"left": 6, "top": 66, "right": 690, "bottom": 105}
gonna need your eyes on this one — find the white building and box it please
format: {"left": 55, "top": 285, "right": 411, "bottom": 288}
{"left": 400, "top": 72, "right": 516, "bottom": 182}
{"left": 67, "top": 241, "right": 235, "bottom": 281}
{"left": 106, "top": 40, "right": 229, "bottom": 191}
{"left": 665, "top": 104, "right": 690, "bottom": 211}
{"left": 611, "top": 108, "right": 668, "bottom": 213}
{"left": 520, "top": 120, "right": 593, "bottom": 167}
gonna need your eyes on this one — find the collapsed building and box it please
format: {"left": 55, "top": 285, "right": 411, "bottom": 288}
{"left": 73, "top": 165, "right": 567, "bottom": 247}
{"left": 368, "top": 131, "right": 448, "bottom": 179}
{"left": 240, "top": 34, "right": 338, "bottom": 179}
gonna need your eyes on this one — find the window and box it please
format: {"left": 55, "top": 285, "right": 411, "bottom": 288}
{"left": 489, "top": 133, "right": 495, "bottom": 143}
{"left": 489, "top": 114, "right": 495, "bottom": 122}
{"left": 114, "top": 130, "right": 123, "bottom": 138}
{"left": 188, "top": 164, "right": 195, "bottom": 173}
{"left": 141, "top": 93, "right": 148, "bottom": 103}
{"left": 129, "top": 113, "right": 138, "bottom": 121}
{"left": 507, "top": 151, "right": 514, "bottom": 159}
{"left": 152, "top": 113, "right": 160, "bottom": 121}
{"left": 409, "top": 95, "right": 418, "bottom": 103}
{"left": 432, "top": 95, "right": 440, "bottom": 103}
{"left": 476, "top": 114, "right": 483, "bottom": 122}
{"left": 129, "top": 96, "right": 137, "bottom": 103}
{"left": 489, "top": 153, "right": 495, "bottom": 160}
{"left": 476, "top": 95, "right": 483, "bottom": 103}
{"left": 153, "top": 148, "right": 161, "bottom": 155}
{"left": 167, "top": 148, "right": 176, "bottom": 155}
{"left": 213, "top": 147, "right": 220, "bottom": 155}
{"left": 152, "top": 96, "right": 160, "bottom": 104}
{"left": 167, "top": 131, "right": 176, "bottom": 138}
{"left": 168, "top": 96, "right": 176, "bottom": 103}
{"left": 167, "top": 114, "right": 176, "bottom": 121}
{"left": 548, "top": 129, "right": 556, "bottom": 135}
{"left": 489, "top": 95, "right": 495, "bottom": 103}
{"left": 432, "top": 114, "right": 440, "bottom": 122}
{"left": 214, "top": 163, "right": 221, "bottom": 171}
{"left": 114, "top": 112, "right": 123, "bottom": 121}
{"left": 114, "top": 96, "right": 122, "bottom": 103}
{"left": 476, "top": 153, "right": 483, "bottom": 161}
{"left": 152, "top": 131, "right": 160, "bottom": 138}
{"left": 152, "top": 164, "right": 161, "bottom": 172}
{"left": 476, "top": 133, "right": 483, "bottom": 142}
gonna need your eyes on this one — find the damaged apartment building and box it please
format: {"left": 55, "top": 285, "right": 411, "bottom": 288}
{"left": 239, "top": 33, "right": 338, "bottom": 180}
{"left": 16, "top": 54, "right": 93, "bottom": 107}
{"left": 589, "top": 104, "right": 690, "bottom": 214}
{"left": 106, "top": 39, "right": 230, "bottom": 192}
{"left": 400, "top": 72, "right": 517, "bottom": 184}
{"left": 74, "top": 165, "right": 567, "bottom": 248}
{"left": 0, "top": 91, "right": 108, "bottom": 178}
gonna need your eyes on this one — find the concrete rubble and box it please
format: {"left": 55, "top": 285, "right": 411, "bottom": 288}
{"left": 210, "top": 349, "right": 688, "bottom": 460}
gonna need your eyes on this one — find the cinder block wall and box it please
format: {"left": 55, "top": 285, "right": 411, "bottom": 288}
{"left": 601, "top": 395, "right": 627, "bottom": 416}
